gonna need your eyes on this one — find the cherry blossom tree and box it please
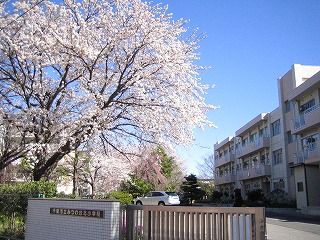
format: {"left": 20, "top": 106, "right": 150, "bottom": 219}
{"left": 133, "top": 147, "right": 166, "bottom": 189}
{"left": 0, "top": 0, "right": 214, "bottom": 180}
{"left": 57, "top": 140, "right": 135, "bottom": 196}
{"left": 76, "top": 150, "right": 133, "bottom": 196}
{"left": 132, "top": 145, "right": 184, "bottom": 191}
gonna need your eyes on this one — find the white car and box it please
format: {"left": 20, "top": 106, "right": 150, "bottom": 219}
{"left": 134, "top": 191, "right": 180, "bottom": 206}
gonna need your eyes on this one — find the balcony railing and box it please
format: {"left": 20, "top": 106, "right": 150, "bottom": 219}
{"left": 215, "top": 173, "right": 236, "bottom": 185}
{"left": 237, "top": 164, "right": 271, "bottom": 181}
{"left": 214, "top": 152, "right": 235, "bottom": 167}
{"left": 292, "top": 104, "right": 320, "bottom": 134}
{"left": 235, "top": 137, "right": 270, "bottom": 158}
{"left": 294, "top": 143, "right": 320, "bottom": 165}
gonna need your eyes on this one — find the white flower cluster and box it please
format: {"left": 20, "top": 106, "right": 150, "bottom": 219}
{"left": 0, "top": 0, "right": 215, "bottom": 176}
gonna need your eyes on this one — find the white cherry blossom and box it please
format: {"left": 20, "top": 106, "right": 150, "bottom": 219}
{"left": 0, "top": 0, "right": 214, "bottom": 180}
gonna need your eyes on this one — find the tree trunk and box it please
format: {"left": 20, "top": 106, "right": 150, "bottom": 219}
{"left": 90, "top": 183, "right": 95, "bottom": 198}
{"left": 72, "top": 168, "right": 77, "bottom": 196}
{"left": 32, "top": 142, "right": 72, "bottom": 181}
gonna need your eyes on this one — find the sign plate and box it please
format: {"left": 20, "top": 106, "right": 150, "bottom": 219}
{"left": 50, "top": 208, "right": 104, "bottom": 218}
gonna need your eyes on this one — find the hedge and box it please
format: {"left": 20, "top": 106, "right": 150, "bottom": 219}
{"left": 0, "top": 181, "right": 57, "bottom": 238}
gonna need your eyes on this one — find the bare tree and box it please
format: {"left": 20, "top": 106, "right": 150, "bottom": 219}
{"left": 55, "top": 150, "right": 83, "bottom": 196}
{"left": 197, "top": 154, "right": 215, "bottom": 180}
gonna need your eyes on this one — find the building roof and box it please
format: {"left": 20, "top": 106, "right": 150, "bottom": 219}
{"left": 235, "top": 113, "right": 269, "bottom": 137}
{"left": 214, "top": 136, "right": 234, "bottom": 151}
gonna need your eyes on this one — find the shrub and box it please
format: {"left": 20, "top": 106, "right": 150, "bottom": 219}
{"left": 0, "top": 180, "right": 56, "bottom": 215}
{"left": 107, "top": 191, "right": 133, "bottom": 205}
{"left": 233, "top": 188, "right": 243, "bottom": 207}
{"left": 56, "top": 192, "right": 76, "bottom": 199}
{"left": 265, "top": 189, "right": 296, "bottom": 208}
{"left": 211, "top": 191, "right": 223, "bottom": 202}
{"left": 120, "top": 175, "right": 153, "bottom": 199}
{"left": 0, "top": 181, "right": 57, "bottom": 238}
{"left": 247, "top": 189, "right": 264, "bottom": 202}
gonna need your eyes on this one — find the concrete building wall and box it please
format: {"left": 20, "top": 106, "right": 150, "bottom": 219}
{"left": 294, "top": 165, "right": 308, "bottom": 209}
{"left": 278, "top": 68, "right": 295, "bottom": 199}
{"left": 242, "top": 178, "right": 264, "bottom": 191}
{"left": 269, "top": 108, "right": 289, "bottom": 193}
{"left": 298, "top": 89, "right": 319, "bottom": 105}
{"left": 215, "top": 64, "right": 320, "bottom": 208}
{"left": 278, "top": 64, "right": 320, "bottom": 202}
{"left": 306, "top": 165, "right": 320, "bottom": 207}
{"left": 288, "top": 170, "right": 296, "bottom": 200}
{"left": 278, "top": 70, "right": 294, "bottom": 101}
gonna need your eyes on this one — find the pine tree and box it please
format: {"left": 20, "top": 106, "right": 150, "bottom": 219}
{"left": 180, "top": 174, "right": 205, "bottom": 204}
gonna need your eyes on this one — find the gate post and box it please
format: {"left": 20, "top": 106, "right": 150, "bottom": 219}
{"left": 254, "top": 208, "right": 266, "bottom": 240}
{"left": 143, "top": 208, "right": 151, "bottom": 240}
{"left": 125, "top": 205, "right": 134, "bottom": 240}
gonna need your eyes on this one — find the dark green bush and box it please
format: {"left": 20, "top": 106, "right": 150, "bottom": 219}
{"left": 211, "top": 190, "right": 223, "bottom": 202}
{"left": 233, "top": 188, "right": 243, "bottom": 207}
{"left": 247, "top": 189, "right": 264, "bottom": 202}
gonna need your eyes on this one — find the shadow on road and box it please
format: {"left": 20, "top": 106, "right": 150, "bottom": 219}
{"left": 266, "top": 211, "right": 320, "bottom": 225}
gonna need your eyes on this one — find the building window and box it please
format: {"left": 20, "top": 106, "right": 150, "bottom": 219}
{"left": 299, "top": 99, "right": 315, "bottom": 113}
{"left": 243, "top": 161, "right": 249, "bottom": 170}
{"left": 242, "top": 137, "right": 248, "bottom": 146}
{"left": 259, "top": 129, "right": 263, "bottom": 137}
{"left": 272, "top": 149, "right": 282, "bottom": 165}
{"left": 297, "top": 182, "right": 304, "bottom": 192}
{"left": 235, "top": 143, "right": 240, "bottom": 150}
{"left": 261, "top": 154, "right": 265, "bottom": 164}
{"left": 253, "top": 182, "right": 261, "bottom": 189}
{"left": 250, "top": 132, "right": 257, "bottom": 143}
{"left": 302, "top": 133, "right": 319, "bottom": 151}
{"left": 290, "top": 168, "right": 294, "bottom": 176}
{"left": 279, "top": 179, "right": 285, "bottom": 188}
{"left": 259, "top": 126, "right": 268, "bottom": 137}
{"left": 271, "top": 119, "right": 281, "bottom": 136}
{"left": 285, "top": 101, "right": 291, "bottom": 113}
{"left": 287, "top": 131, "right": 294, "bottom": 144}
{"left": 273, "top": 179, "right": 285, "bottom": 189}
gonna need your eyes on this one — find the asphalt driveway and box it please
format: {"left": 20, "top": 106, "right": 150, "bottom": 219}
{"left": 266, "top": 210, "right": 320, "bottom": 240}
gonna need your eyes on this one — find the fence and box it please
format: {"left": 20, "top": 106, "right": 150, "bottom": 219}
{"left": 121, "top": 205, "right": 266, "bottom": 240}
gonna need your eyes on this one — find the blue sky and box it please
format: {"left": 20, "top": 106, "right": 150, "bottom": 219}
{"left": 156, "top": 0, "right": 320, "bottom": 175}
